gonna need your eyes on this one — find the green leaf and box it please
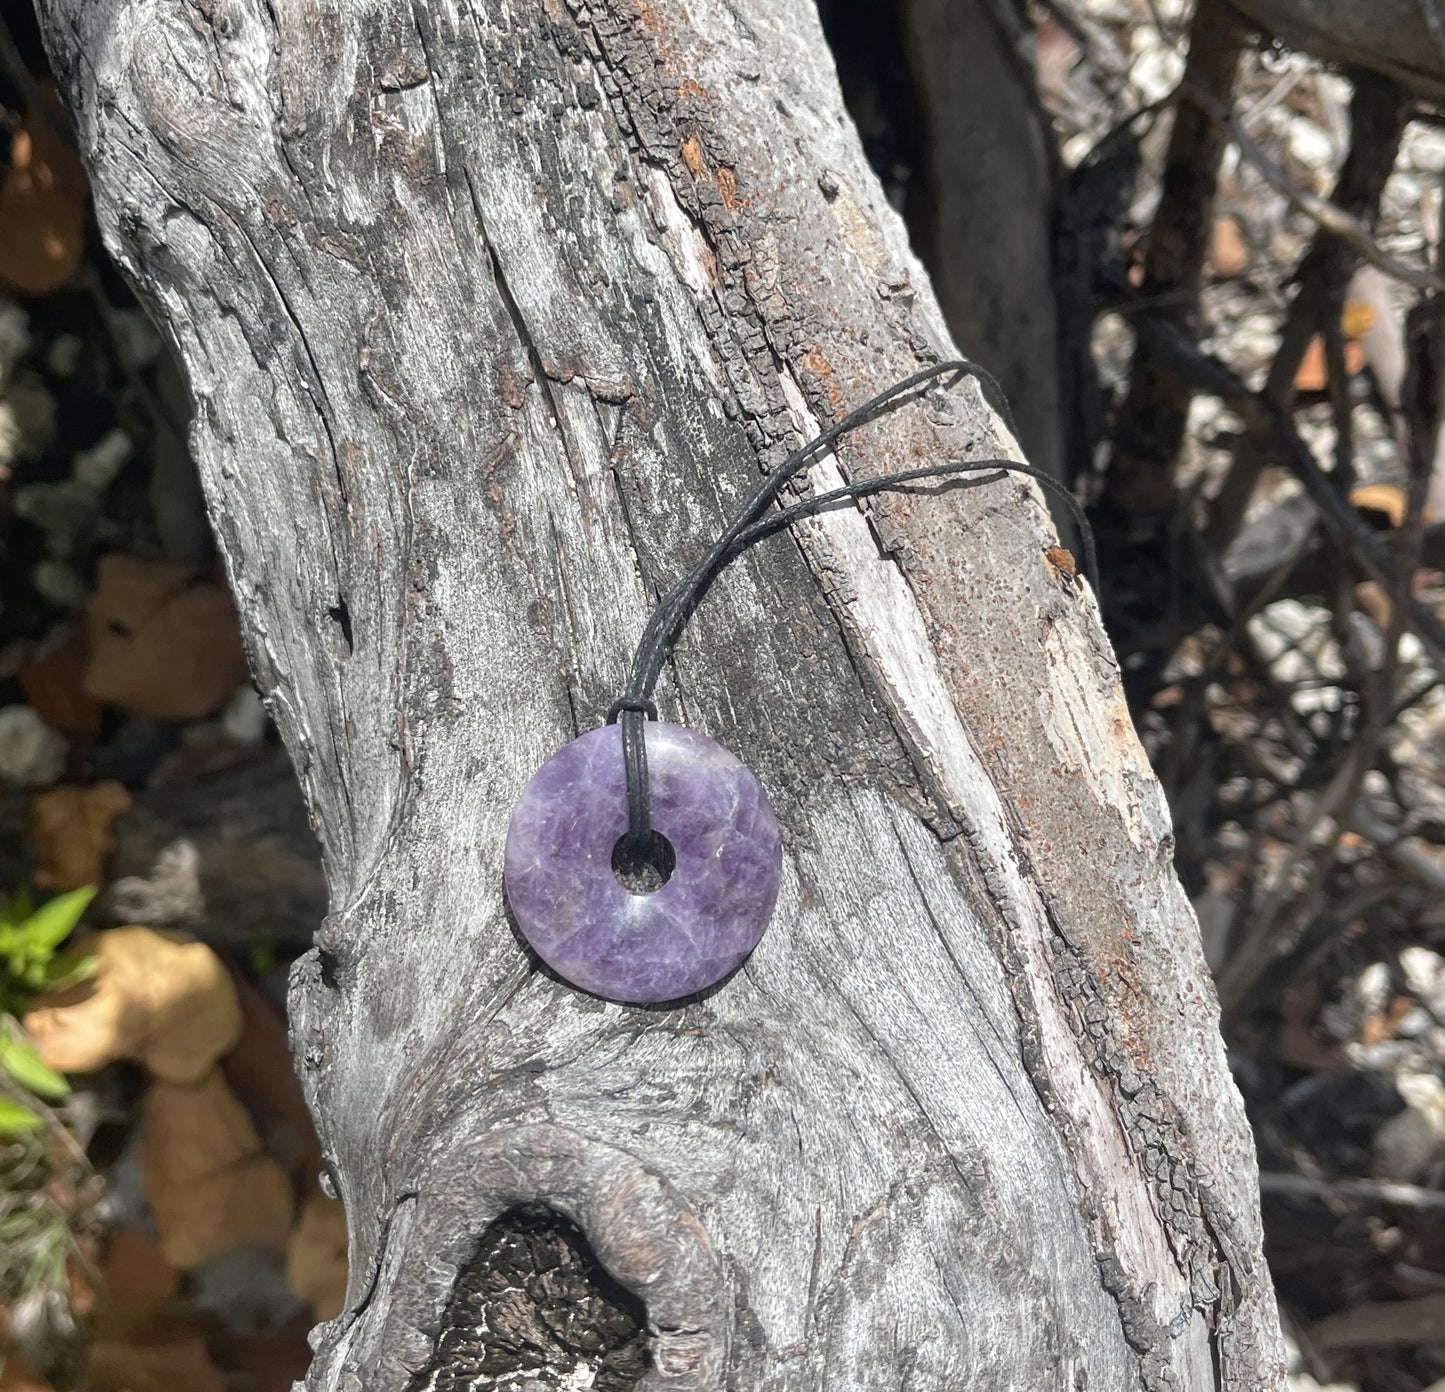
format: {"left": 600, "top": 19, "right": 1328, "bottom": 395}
{"left": 40, "top": 952, "right": 97, "bottom": 992}
{"left": 1, "top": 886, "right": 34, "bottom": 928}
{"left": 18, "top": 887, "right": 97, "bottom": 959}
{"left": 0, "top": 1098, "right": 43, "bottom": 1136}
{"left": 0, "top": 1037, "right": 68, "bottom": 1100}
{"left": 0, "top": 924, "right": 21, "bottom": 967}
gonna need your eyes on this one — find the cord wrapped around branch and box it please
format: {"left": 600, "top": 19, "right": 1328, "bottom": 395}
{"left": 607, "top": 358, "right": 1097, "bottom": 857}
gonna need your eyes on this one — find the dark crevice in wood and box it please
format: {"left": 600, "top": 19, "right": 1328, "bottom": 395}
{"left": 407, "top": 1206, "right": 649, "bottom": 1392}
{"left": 327, "top": 599, "right": 354, "bottom": 656}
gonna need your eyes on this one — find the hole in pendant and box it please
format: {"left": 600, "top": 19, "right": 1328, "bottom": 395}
{"left": 611, "top": 831, "right": 676, "bottom": 894}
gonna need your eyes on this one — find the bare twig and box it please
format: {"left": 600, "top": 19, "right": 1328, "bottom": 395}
{"left": 1105, "top": 0, "right": 1249, "bottom": 515}
{"left": 1312, "top": 1292, "right": 1445, "bottom": 1349}
{"left": 1213, "top": 296, "right": 1440, "bottom": 1013}
{"left": 1187, "top": 80, "right": 1443, "bottom": 292}
{"left": 1323, "top": 309, "right": 1356, "bottom": 485}
{"left": 1350, "top": 803, "right": 1445, "bottom": 893}
{"left": 1138, "top": 314, "right": 1445, "bottom": 670}
{"left": 1241, "top": 64, "right": 1306, "bottom": 127}
{"left": 1208, "top": 71, "right": 1414, "bottom": 550}
{"left": 1259, "top": 1172, "right": 1445, "bottom": 1213}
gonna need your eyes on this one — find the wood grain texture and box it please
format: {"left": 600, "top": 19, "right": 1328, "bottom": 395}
{"left": 36, "top": 0, "right": 1285, "bottom": 1387}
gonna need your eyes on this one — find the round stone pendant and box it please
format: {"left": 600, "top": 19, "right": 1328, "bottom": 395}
{"left": 503, "top": 722, "right": 782, "bottom": 1004}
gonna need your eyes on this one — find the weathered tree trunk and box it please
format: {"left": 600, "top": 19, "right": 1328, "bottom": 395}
{"left": 39, "top": 1, "right": 1284, "bottom": 1388}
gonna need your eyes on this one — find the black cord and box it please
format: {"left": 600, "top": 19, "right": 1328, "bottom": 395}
{"left": 605, "top": 358, "right": 1098, "bottom": 858}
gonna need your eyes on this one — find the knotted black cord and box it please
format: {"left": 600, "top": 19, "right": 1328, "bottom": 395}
{"left": 605, "top": 358, "right": 1097, "bottom": 867}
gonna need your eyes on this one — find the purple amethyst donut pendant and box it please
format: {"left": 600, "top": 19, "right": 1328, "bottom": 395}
{"left": 503, "top": 723, "right": 782, "bottom": 1004}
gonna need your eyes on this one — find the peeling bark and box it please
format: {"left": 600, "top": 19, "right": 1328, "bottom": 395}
{"left": 38, "top": 1, "right": 1285, "bottom": 1387}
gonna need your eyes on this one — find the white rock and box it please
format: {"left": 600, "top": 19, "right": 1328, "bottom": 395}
{"left": 0, "top": 705, "right": 67, "bottom": 788}
{"left": 1373, "top": 1071, "right": 1445, "bottom": 1183}
{"left": 1402, "top": 946, "right": 1445, "bottom": 1011}
{"left": 1373, "top": 1104, "right": 1443, "bottom": 1184}
{"left": 0, "top": 299, "right": 29, "bottom": 387}
{"left": 13, "top": 480, "right": 98, "bottom": 557}
{"left": 1285, "top": 117, "right": 1336, "bottom": 174}
{"left": 72, "top": 428, "right": 133, "bottom": 493}
{"left": 44, "top": 333, "right": 82, "bottom": 379}
{"left": 109, "top": 309, "right": 161, "bottom": 372}
{"left": 221, "top": 686, "right": 267, "bottom": 744}
{"left": 1402, "top": 122, "right": 1445, "bottom": 175}
{"left": 0, "top": 400, "right": 19, "bottom": 469}
{"left": 1357, "top": 960, "right": 1392, "bottom": 1017}
{"left": 1131, "top": 44, "right": 1185, "bottom": 105}
{"left": 1382, "top": 171, "right": 1423, "bottom": 222}
{"left": 32, "top": 560, "right": 89, "bottom": 611}
{"left": 1248, "top": 599, "right": 1346, "bottom": 703}
{"left": 0, "top": 373, "right": 57, "bottom": 466}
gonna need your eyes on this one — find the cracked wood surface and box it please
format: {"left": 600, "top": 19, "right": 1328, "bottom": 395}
{"left": 39, "top": 0, "right": 1285, "bottom": 1387}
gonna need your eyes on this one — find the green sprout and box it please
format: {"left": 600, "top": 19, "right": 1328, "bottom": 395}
{"left": 0, "top": 885, "right": 97, "bottom": 1137}
{"left": 0, "top": 883, "right": 100, "bottom": 1356}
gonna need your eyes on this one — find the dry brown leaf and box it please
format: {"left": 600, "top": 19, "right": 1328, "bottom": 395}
{"left": 141, "top": 1070, "right": 294, "bottom": 1271}
{"left": 87, "top": 1337, "right": 226, "bottom": 1392}
{"left": 1277, "top": 980, "right": 1346, "bottom": 1073}
{"left": 18, "top": 627, "right": 101, "bottom": 738}
{"left": 0, "top": 1353, "right": 53, "bottom": 1391}
{"left": 1295, "top": 334, "right": 1367, "bottom": 392}
{"left": 1341, "top": 298, "right": 1378, "bottom": 340}
{"left": 1034, "top": 18, "right": 1080, "bottom": 110}
{"left": 84, "top": 555, "right": 247, "bottom": 722}
{"left": 91, "top": 1227, "right": 182, "bottom": 1342}
{"left": 286, "top": 1193, "right": 348, "bottom": 1322}
{"left": 0, "top": 88, "right": 87, "bottom": 297}
{"left": 24, "top": 927, "right": 242, "bottom": 1084}
{"left": 1351, "top": 483, "right": 1410, "bottom": 529}
{"left": 1295, "top": 301, "right": 1376, "bottom": 392}
{"left": 206, "top": 1315, "right": 314, "bottom": 1392}
{"left": 1210, "top": 215, "right": 1249, "bottom": 278}
{"left": 1294, "top": 336, "right": 1328, "bottom": 392}
{"left": 25, "top": 781, "right": 131, "bottom": 893}
{"left": 1355, "top": 579, "right": 1395, "bottom": 629}
{"left": 1043, "top": 544, "right": 1077, "bottom": 584}
{"left": 220, "top": 971, "right": 322, "bottom": 1188}
{"left": 1361, "top": 995, "right": 1415, "bottom": 1048}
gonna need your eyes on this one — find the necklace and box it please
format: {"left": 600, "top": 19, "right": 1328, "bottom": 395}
{"left": 502, "top": 361, "right": 1095, "bottom": 1005}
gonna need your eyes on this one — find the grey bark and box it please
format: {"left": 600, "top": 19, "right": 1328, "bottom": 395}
{"left": 38, "top": 1, "right": 1284, "bottom": 1389}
